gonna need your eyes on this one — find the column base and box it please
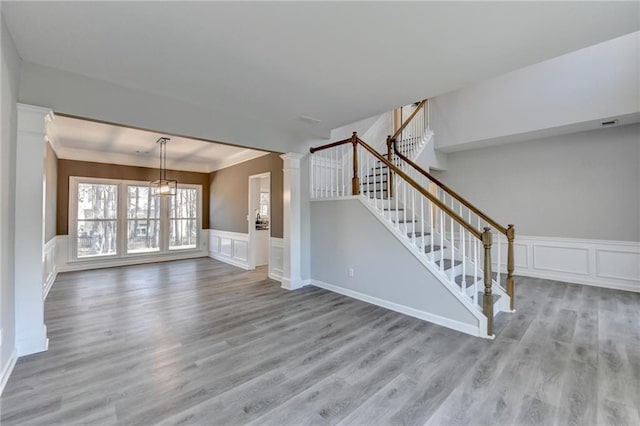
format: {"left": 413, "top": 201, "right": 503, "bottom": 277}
{"left": 16, "top": 325, "right": 49, "bottom": 357}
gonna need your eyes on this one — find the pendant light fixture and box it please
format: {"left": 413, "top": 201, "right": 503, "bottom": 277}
{"left": 150, "top": 137, "right": 177, "bottom": 196}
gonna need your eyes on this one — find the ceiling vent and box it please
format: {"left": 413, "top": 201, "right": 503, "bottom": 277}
{"left": 601, "top": 119, "right": 619, "bottom": 126}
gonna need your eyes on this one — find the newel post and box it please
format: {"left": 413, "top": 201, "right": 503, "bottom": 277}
{"left": 386, "top": 135, "right": 394, "bottom": 198}
{"left": 351, "top": 131, "right": 360, "bottom": 195}
{"left": 482, "top": 227, "right": 494, "bottom": 336}
{"left": 506, "top": 224, "right": 515, "bottom": 311}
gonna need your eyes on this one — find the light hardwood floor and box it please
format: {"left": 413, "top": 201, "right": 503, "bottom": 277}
{"left": 1, "top": 258, "right": 639, "bottom": 425}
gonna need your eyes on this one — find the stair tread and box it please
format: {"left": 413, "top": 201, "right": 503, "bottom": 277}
{"left": 435, "top": 258, "right": 462, "bottom": 269}
{"left": 407, "top": 231, "right": 429, "bottom": 237}
{"left": 423, "top": 245, "right": 441, "bottom": 253}
{"left": 455, "top": 275, "right": 480, "bottom": 288}
{"left": 477, "top": 292, "right": 502, "bottom": 304}
{"left": 393, "top": 219, "right": 418, "bottom": 223}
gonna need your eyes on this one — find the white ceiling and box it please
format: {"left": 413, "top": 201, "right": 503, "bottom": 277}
{"left": 3, "top": 2, "right": 639, "bottom": 144}
{"left": 47, "top": 115, "right": 268, "bottom": 173}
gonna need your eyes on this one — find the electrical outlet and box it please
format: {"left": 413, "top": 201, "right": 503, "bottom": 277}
{"left": 348, "top": 268, "right": 354, "bottom": 277}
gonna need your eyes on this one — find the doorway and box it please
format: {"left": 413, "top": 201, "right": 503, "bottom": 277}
{"left": 248, "top": 172, "right": 271, "bottom": 269}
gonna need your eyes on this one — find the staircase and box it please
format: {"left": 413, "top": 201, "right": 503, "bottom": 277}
{"left": 310, "top": 100, "right": 515, "bottom": 338}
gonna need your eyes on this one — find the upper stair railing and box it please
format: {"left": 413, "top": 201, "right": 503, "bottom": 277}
{"left": 387, "top": 100, "right": 516, "bottom": 311}
{"left": 310, "top": 132, "right": 498, "bottom": 336}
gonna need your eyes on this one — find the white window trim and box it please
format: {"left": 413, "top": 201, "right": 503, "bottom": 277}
{"left": 69, "top": 176, "right": 203, "bottom": 263}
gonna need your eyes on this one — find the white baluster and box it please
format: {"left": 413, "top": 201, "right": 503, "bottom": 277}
{"left": 395, "top": 175, "right": 400, "bottom": 230}
{"left": 411, "top": 186, "right": 416, "bottom": 247}
{"left": 403, "top": 178, "right": 407, "bottom": 235}
{"left": 439, "top": 208, "right": 444, "bottom": 272}
{"left": 450, "top": 214, "right": 455, "bottom": 281}
{"left": 311, "top": 155, "right": 315, "bottom": 199}
{"left": 474, "top": 234, "right": 478, "bottom": 306}
{"left": 497, "top": 233, "right": 502, "bottom": 289}
{"left": 429, "top": 201, "right": 434, "bottom": 262}
{"left": 420, "top": 193, "right": 424, "bottom": 252}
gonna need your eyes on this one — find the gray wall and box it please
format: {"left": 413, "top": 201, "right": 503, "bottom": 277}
{"left": 431, "top": 32, "right": 639, "bottom": 151}
{"left": 44, "top": 141, "right": 57, "bottom": 242}
{"left": 209, "top": 153, "right": 283, "bottom": 238}
{"left": 0, "top": 11, "right": 21, "bottom": 378}
{"left": 311, "top": 199, "right": 479, "bottom": 328}
{"left": 433, "top": 123, "right": 640, "bottom": 241}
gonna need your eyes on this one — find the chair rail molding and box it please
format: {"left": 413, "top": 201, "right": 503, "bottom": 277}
{"left": 280, "top": 152, "right": 306, "bottom": 290}
{"left": 14, "top": 103, "right": 52, "bottom": 357}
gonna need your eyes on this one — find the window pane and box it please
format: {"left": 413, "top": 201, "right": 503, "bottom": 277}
{"left": 259, "top": 192, "right": 269, "bottom": 217}
{"left": 127, "top": 186, "right": 159, "bottom": 219}
{"left": 169, "top": 219, "right": 197, "bottom": 250}
{"left": 169, "top": 188, "right": 198, "bottom": 219}
{"left": 78, "top": 183, "right": 118, "bottom": 220}
{"left": 127, "top": 219, "right": 160, "bottom": 253}
{"left": 77, "top": 220, "right": 117, "bottom": 258}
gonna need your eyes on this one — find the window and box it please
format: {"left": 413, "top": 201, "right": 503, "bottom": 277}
{"left": 76, "top": 183, "right": 118, "bottom": 258}
{"left": 127, "top": 185, "right": 160, "bottom": 254}
{"left": 259, "top": 192, "right": 269, "bottom": 218}
{"left": 70, "top": 177, "right": 201, "bottom": 260}
{"left": 169, "top": 188, "right": 198, "bottom": 250}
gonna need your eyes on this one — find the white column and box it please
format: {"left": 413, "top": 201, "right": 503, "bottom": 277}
{"left": 280, "top": 153, "right": 305, "bottom": 290}
{"left": 14, "top": 104, "right": 52, "bottom": 356}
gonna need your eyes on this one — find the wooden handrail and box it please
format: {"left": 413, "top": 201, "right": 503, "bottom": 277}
{"left": 355, "top": 136, "right": 482, "bottom": 240}
{"left": 391, "top": 99, "right": 428, "bottom": 141}
{"left": 309, "top": 137, "right": 352, "bottom": 153}
{"left": 391, "top": 137, "right": 508, "bottom": 236}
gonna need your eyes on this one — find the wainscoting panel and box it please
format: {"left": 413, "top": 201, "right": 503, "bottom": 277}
{"left": 208, "top": 229, "right": 250, "bottom": 270}
{"left": 269, "top": 237, "right": 284, "bottom": 282}
{"left": 493, "top": 235, "right": 640, "bottom": 292}
{"left": 43, "top": 237, "right": 58, "bottom": 300}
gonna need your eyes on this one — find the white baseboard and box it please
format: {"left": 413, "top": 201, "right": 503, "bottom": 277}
{"left": 0, "top": 348, "right": 18, "bottom": 397}
{"left": 280, "top": 277, "right": 309, "bottom": 291}
{"left": 209, "top": 252, "right": 251, "bottom": 270}
{"left": 59, "top": 250, "right": 208, "bottom": 272}
{"left": 310, "top": 279, "right": 484, "bottom": 338}
{"left": 491, "top": 235, "right": 640, "bottom": 292}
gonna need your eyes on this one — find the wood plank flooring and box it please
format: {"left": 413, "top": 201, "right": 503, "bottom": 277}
{"left": 1, "top": 258, "right": 639, "bottom": 425}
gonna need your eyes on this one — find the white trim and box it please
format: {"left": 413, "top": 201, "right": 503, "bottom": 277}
{"left": 268, "top": 237, "right": 284, "bottom": 282}
{"left": 0, "top": 349, "right": 18, "bottom": 397}
{"left": 43, "top": 236, "right": 58, "bottom": 300}
{"left": 212, "top": 151, "right": 270, "bottom": 172}
{"left": 491, "top": 234, "right": 640, "bottom": 292}
{"left": 248, "top": 172, "right": 271, "bottom": 270}
{"left": 280, "top": 153, "right": 306, "bottom": 291}
{"left": 208, "top": 229, "right": 251, "bottom": 270}
{"left": 310, "top": 279, "right": 486, "bottom": 338}
{"left": 16, "top": 324, "right": 49, "bottom": 357}
{"left": 55, "top": 234, "right": 207, "bottom": 272}
{"left": 68, "top": 176, "right": 203, "bottom": 262}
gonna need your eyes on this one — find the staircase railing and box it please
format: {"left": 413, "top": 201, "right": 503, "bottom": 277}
{"left": 387, "top": 100, "right": 516, "bottom": 311}
{"left": 310, "top": 132, "right": 498, "bottom": 336}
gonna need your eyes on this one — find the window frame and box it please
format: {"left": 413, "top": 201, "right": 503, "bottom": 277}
{"left": 69, "top": 176, "right": 202, "bottom": 262}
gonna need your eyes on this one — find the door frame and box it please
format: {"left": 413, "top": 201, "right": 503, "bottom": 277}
{"left": 247, "top": 172, "right": 271, "bottom": 270}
